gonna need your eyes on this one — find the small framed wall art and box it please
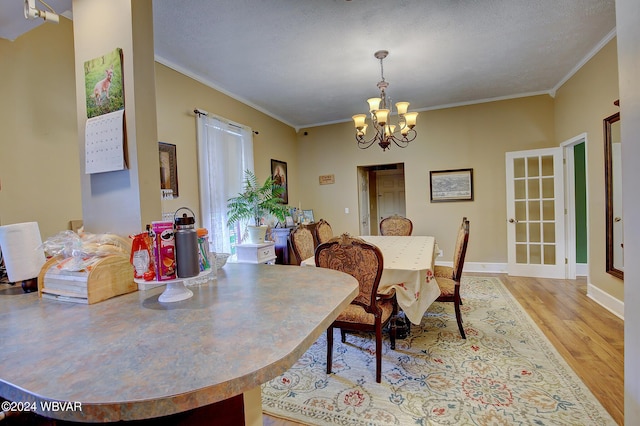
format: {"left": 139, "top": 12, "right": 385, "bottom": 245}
{"left": 430, "top": 168, "right": 473, "bottom": 202}
{"left": 302, "top": 209, "right": 314, "bottom": 223}
{"left": 271, "top": 159, "right": 288, "bottom": 204}
{"left": 159, "top": 142, "right": 179, "bottom": 198}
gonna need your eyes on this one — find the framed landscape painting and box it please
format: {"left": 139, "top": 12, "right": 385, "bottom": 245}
{"left": 430, "top": 168, "right": 473, "bottom": 202}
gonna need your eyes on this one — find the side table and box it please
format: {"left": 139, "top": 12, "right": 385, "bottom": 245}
{"left": 271, "top": 227, "right": 295, "bottom": 264}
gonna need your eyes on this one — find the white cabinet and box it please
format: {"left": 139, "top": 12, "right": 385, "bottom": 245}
{"left": 235, "top": 242, "right": 276, "bottom": 264}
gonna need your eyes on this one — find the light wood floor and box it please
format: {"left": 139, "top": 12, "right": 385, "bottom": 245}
{"left": 263, "top": 273, "right": 624, "bottom": 426}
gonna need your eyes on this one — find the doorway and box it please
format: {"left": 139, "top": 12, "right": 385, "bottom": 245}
{"left": 561, "top": 134, "right": 589, "bottom": 278}
{"left": 357, "top": 163, "right": 406, "bottom": 236}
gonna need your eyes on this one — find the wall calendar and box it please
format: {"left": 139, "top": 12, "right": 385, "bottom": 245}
{"left": 85, "top": 109, "right": 125, "bottom": 174}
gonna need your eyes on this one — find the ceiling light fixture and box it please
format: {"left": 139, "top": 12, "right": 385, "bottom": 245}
{"left": 352, "top": 50, "right": 418, "bottom": 151}
{"left": 24, "top": 0, "right": 59, "bottom": 24}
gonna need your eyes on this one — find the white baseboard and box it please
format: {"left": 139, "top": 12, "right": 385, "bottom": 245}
{"left": 436, "top": 261, "right": 507, "bottom": 274}
{"left": 437, "top": 261, "right": 589, "bottom": 277}
{"left": 440, "top": 260, "right": 623, "bottom": 319}
{"left": 586, "top": 282, "right": 624, "bottom": 320}
{"left": 576, "top": 263, "right": 588, "bottom": 277}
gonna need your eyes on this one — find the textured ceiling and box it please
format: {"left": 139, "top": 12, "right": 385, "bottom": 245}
{"left": 2, "top": 1, "right": 617, "bottom": 129}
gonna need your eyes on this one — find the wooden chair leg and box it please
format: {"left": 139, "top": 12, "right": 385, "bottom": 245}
{"left": 454, "top": 298, "right": 466, "bottom": 339}
{"left": 340, "top": 328, "right": 347, "bottom": 343}
{"left": 375, "top": 321, "right": 382, "bottom": 383}
{"left": 389, "top": 315, "right": 397, "bottom": 351}
{"left": 326, "top": 326, "right": 334, "bottom": 374}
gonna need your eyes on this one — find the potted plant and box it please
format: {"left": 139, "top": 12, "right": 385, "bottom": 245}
{"left": 227, "top": 170, "right": 289, "bottom": 244}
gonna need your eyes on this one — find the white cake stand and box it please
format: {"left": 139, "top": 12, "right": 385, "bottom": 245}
{"left": 134, "top": 276, "right": 193, "bottom": 302}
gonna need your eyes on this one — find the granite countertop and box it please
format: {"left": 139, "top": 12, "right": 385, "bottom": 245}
{"left": 0, "top": 263, "right": 358, "bottom": 422}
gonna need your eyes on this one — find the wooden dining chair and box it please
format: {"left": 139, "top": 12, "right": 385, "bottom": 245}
{"left": 434, "top": 217, "right": 467, "bottom": 280}
{"left": 314, "top": 218, "right": 334, "bottom": 245}
{"left": 379, "top": 214, "right": 413, "bottom": 236}
{"left": 434, "top": 218, "right": 470, "bottom": 338}
{"left": 315, "top": 233, "right": 397, "bottom": 383}
{"left": 289, "top": 226, "right": 315, "bottom": 265}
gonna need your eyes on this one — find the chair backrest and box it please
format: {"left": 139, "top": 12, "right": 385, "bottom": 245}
{"left": 290, "top": 226, "right": 315, "bottom": 265}
{"left": 379, "top": 215, "right": 413, "bottom": 236}
{"left": 452, "top": 218, "right": 470, "bottom": 281}
{"left": 315, "top": 233, "right": 384, "bottom": 314}
{"left": 314, "top": 219, "right": 333, "bottom": 245}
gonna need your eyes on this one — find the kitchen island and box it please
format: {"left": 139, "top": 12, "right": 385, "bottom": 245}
{"left": 0, "top": 263, "right": 358, "bottom": 424}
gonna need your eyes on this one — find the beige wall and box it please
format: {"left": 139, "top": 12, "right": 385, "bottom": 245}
{"left": 554, "top": 38, "right": 622, "bottom": 300}
{"left": 0, "top": 18, "right": 82, "bottom": 239}
{"left": 154, "top": 64, "right": 299, "bottom": 225}
{"left": 0, "top": 19, "right": 298, "bottom": 238}
{"left": 297, "top": 95, "right": 555, "bottom": 265}
{"left": 0, "top": 15, "right": 621, "bottom": 307}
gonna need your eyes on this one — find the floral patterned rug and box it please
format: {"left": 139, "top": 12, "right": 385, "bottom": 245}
{"left": 261, "top": 276, "right": 616, "bottom": 425}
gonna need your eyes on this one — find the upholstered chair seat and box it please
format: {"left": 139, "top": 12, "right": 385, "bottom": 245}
{"left": 433, "top": 265, "right": 454, "bottom": 279}
{"left": 335, "top": 299, "right": 396, "bottom": 325}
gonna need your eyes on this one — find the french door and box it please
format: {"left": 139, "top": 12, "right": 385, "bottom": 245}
{"left": 505, "top": 148, "right": 566, "bottom": 278}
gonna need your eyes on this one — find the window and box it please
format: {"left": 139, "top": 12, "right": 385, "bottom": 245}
{"left": 196, "top": 112, "right": 254, "bottom": 255}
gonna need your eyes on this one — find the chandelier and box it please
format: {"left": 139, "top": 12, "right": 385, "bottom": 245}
{"left": 352, "top": 50, "right": 418, "bottom": 151}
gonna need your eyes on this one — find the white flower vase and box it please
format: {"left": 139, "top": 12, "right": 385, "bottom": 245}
{"left": 247, "top": 225, "right": 268, "bottom": 244}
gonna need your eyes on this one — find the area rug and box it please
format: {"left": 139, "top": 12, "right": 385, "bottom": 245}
{"left": 261, "top": 276, "right": 616, "bottom": 425}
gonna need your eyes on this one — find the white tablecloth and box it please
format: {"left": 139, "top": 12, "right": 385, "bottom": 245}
{"left": 302, "top": 235, "right": 440, "bottom": 325}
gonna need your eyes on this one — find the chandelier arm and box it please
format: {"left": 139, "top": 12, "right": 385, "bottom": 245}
{"left": 389, "top": 130, "right": 418, "bottom": 148}
{"left": 356, "top": 124, "right": 385, "bottom": 149}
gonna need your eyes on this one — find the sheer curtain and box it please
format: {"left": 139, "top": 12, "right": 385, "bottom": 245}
{"left": 196, "top": 111, "right": 254, "bottom": 254}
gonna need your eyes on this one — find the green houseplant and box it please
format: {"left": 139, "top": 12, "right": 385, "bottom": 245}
{"left": 227, "top": 170, "right": 289, "bottom": 243}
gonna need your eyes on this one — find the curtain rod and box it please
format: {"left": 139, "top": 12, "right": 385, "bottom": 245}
{"left": 194, "top": 108, "right": 258, "bottom": 134}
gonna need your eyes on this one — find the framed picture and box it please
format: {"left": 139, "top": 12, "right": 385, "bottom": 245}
{"left": 84, "top": 47, "right": 124, "bottom": 119}
{"left": 271, "top": 159, "right": 288, "bottom": 204}
{"left": 302, "top": 209, "right": 314, "bottom": 223}
{"left": 159, "top": 142, "right": 179, "bottom": 198}
{"left": 430, "top": 168, "right": 473, "bottom": 202}
{"left": 285, "top": 216, "right": 295, "bottom": 227}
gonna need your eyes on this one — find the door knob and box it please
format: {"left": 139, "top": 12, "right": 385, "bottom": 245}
{"left": 508, "top": 218, "right": 518, "bottom": 223}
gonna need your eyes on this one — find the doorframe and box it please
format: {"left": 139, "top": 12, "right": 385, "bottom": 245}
{"left": 357, "top": 163, "right": 406, "bottom": 236}
{"left": 357, "top": 167, "right": 370, "bottom": 236}
{"left": 561, "top": 133, "right": 589, "bottom": 279}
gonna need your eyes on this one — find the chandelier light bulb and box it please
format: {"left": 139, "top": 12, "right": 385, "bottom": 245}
{"left": 367, "top": 98, "right": 382, "bottom": 112}
{"left": 352, "top": 114, "right": 367, "bottom": 130}
{"left": 375, "top": 109, "right": 390, "bottom": 125}
{"left": 403, "top": 112, "right": 418, "bottom": 128}
{"left": 395, "top": 102, "right": 410, "bottom": 115}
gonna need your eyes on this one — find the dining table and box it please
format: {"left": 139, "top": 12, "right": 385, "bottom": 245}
{"left": 302, "top": 235, "right": 441, "bottom": 325}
